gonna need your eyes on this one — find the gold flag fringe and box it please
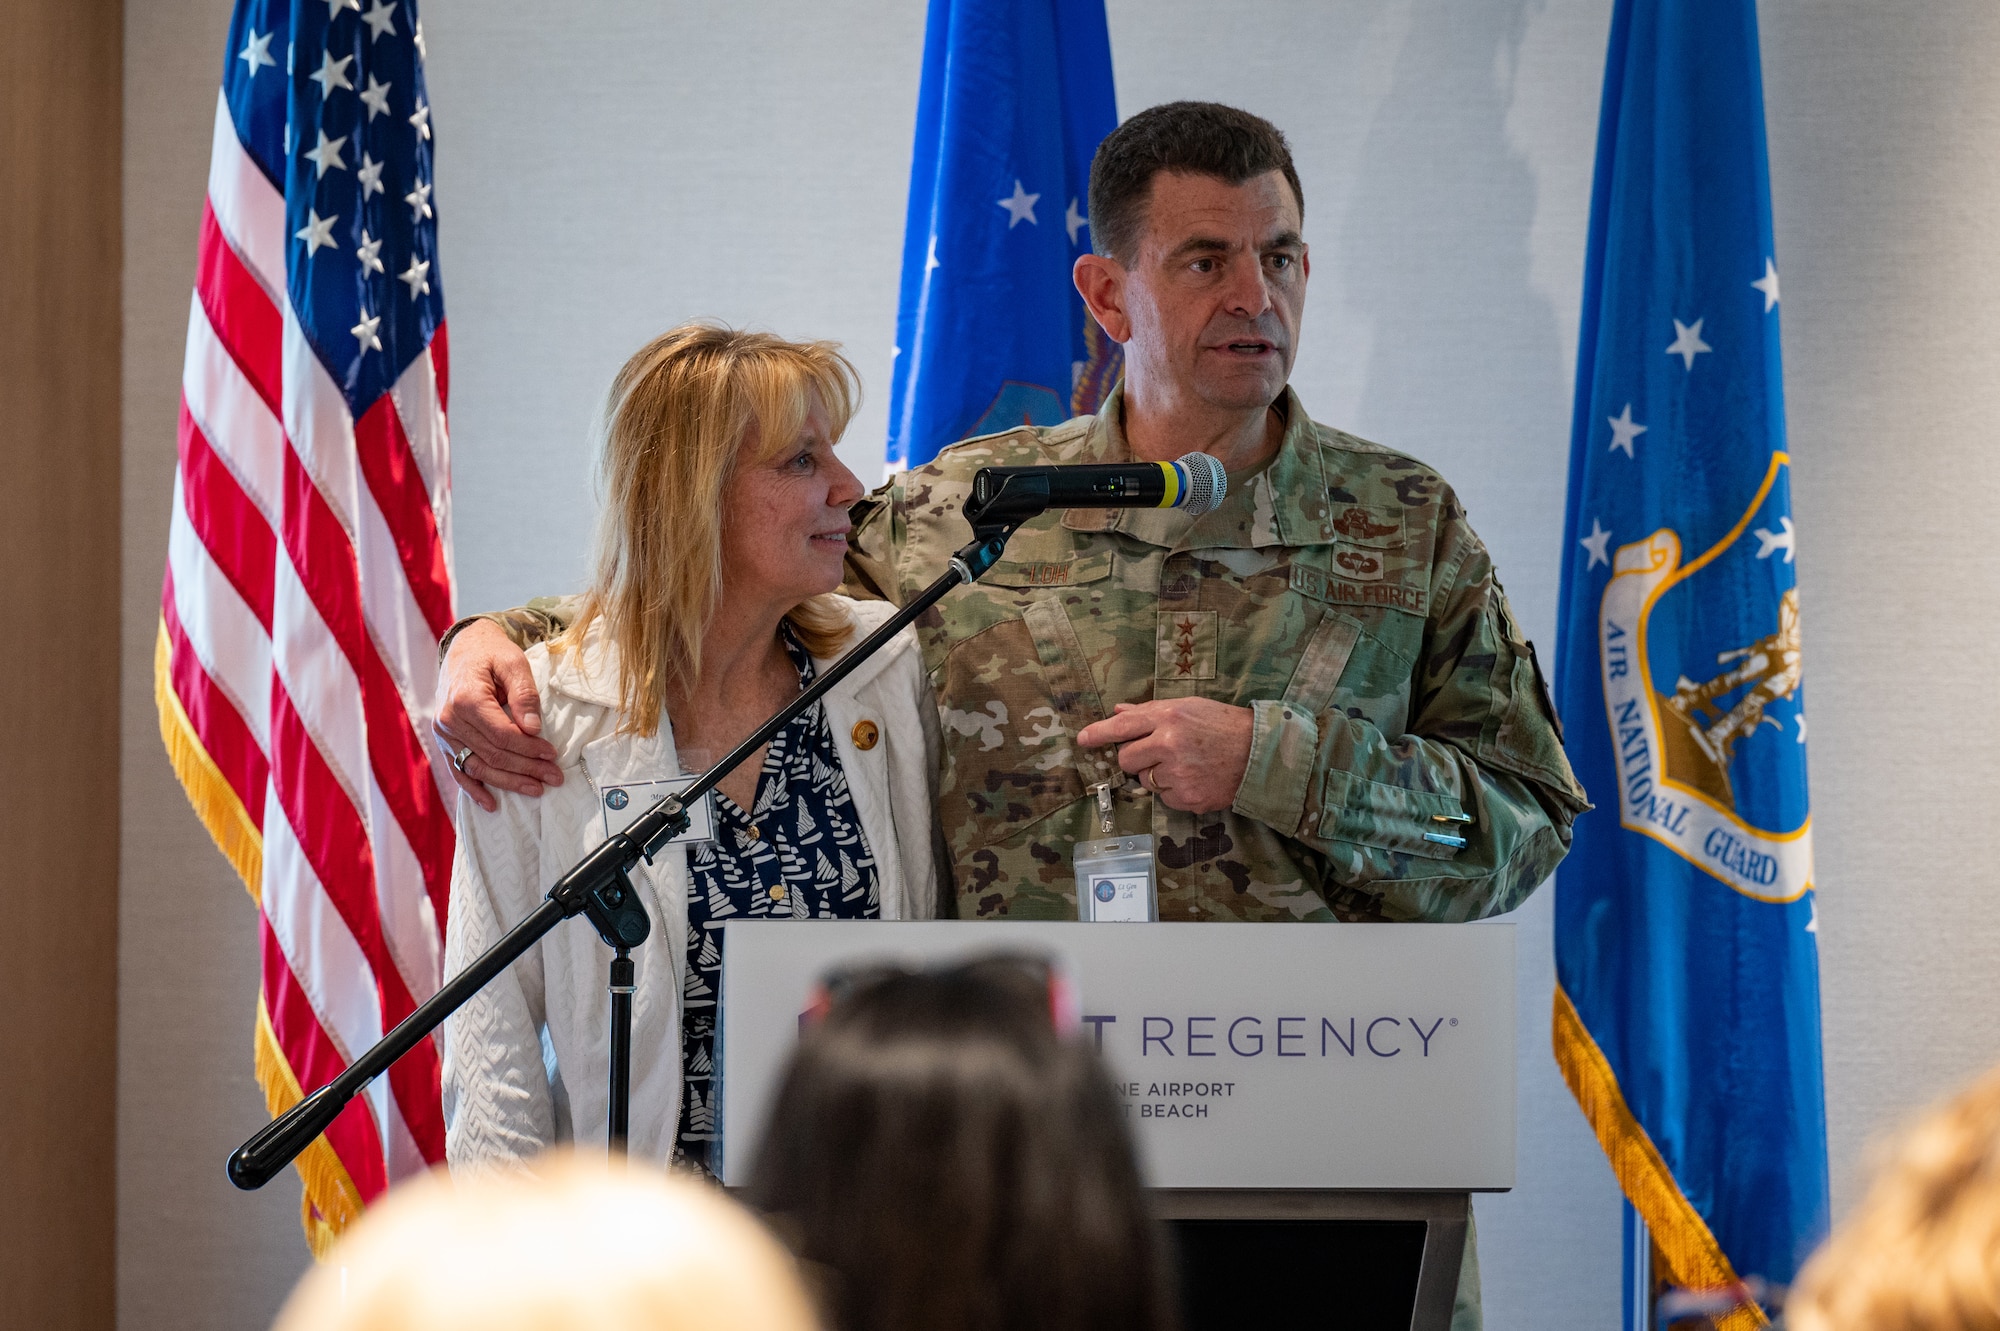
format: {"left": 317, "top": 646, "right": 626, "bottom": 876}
{"left": 255, "top": 997, "right": 365, "bottom": 1258}
{"left": 157, "top": 617, "right": 365, "bottom": 1255}
{"left": 1552, "top": 984, "right": 1767, "bottom": 1330}
{"left": 155, "top": 621, "right": 262, "bottom": 900}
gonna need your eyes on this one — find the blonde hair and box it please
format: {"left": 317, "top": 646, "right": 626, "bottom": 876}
{"left": 1789, "top": 1064, "right": 2000, "bottom": 1331}
{"left": 561, "top": 323, "right": 859, "bottom": 735}
{"left": 272, "top": 1152, "right": 822, "bottom": 1331}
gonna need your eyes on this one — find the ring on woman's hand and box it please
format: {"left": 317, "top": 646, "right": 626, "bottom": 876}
{"left": 450, "top": 744, "right": 475, "bottom": 775}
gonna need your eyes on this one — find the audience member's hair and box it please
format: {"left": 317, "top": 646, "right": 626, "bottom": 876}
{"left": 1789, "top": 1064, "right": 2000, "bottom": 1330}
{"left": 1088, "top": 101, "right": 1303, "bottom": 263}
{"left": 273, "top": 1151, "right": 821, "bottom": 1331}
{"left": 560, "top": 322, "right": 859, "bottom": 733}
{"left": 749, "top": 956, "right": 1176, "bottom": 1331}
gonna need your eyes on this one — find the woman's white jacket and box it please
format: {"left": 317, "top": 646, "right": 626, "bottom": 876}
{"left": 441, "top": 598, "right": 941, "bottom": 1171}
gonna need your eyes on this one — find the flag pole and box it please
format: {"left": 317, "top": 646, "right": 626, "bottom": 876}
{"left": 1625, "top": 1201, "right": 1654, "bottom": 1330}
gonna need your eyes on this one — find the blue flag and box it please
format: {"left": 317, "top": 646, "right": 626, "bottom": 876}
{"left": 886, "top": 0, "right": 1120, "bottom": 470}
{"left": 1552, "top": 1, "right": 1828, "bottom": 1321}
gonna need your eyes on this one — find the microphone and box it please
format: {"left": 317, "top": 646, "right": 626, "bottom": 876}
{"left": 964, "top": 452, "right": 1228, "bottom": 528}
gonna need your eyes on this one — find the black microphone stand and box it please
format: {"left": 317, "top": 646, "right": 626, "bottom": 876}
{"left": 227, "top": 492, "right": 1038, "bottom": 1192}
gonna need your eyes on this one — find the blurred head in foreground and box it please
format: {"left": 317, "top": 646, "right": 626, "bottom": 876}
{"left": 1789, "top": 1064, "right": 2000, "bottom": 1331}
{"left": 273, "top": 1151, "right": 820, "bottom": 1331}
{"left": 749, "top": 955, "right": 1175, "bottom": 1331}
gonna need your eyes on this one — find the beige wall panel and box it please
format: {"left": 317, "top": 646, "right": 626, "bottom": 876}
{"left": 2, "top": 0, "right": 123, "bottom": 1327}
{"left": 117, "top": 1, "right": 309, "bottom": 1328}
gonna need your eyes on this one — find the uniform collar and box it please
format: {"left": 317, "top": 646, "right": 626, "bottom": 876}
{"left": 1059, "top": 383, "right": 1334, "bottom": 549}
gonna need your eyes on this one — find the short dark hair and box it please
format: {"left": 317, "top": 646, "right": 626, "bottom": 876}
{"left": 1088, "top": 101, "right": 1304, "bottom": 263}
{"left": 748, "top": 957, "right": 1177, "bottom": 1331}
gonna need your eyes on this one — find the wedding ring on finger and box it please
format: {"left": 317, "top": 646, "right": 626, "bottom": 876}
{"left": 450, "top": 744, "right": 475, "bottom": 775}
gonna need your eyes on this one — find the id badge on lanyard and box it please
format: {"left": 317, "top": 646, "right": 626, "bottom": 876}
{"left": 1074, "top": 834, "right": 1157, "bottom": 922}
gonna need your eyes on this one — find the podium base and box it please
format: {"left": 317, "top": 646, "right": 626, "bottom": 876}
{"left": 1155, "top": 1190, "right": 1469, "bottom": 1331}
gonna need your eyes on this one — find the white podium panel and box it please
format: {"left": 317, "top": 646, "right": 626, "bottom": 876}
{"left": 718, "top": 921, "right": 1514, "bottom": 1192}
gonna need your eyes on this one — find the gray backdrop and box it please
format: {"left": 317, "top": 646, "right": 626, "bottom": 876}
{"left": 119, "top": 3, "right": 2000, "bottom": 1328}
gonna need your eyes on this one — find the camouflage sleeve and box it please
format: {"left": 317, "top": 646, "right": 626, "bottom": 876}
{"left": 1233, "top": 531, "right": 1590, "bottom": 922}
{"left": 840, "top": 481, "right": 901, "bottom": 605}
{"left": 436, "top": 594, "right": 583, "bottom": 661}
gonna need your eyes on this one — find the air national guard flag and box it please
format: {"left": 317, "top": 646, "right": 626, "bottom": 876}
{"left": 1552, "top": 2, "right": 1828, "bottom": 1325}
{"left": 885, "top": 0, "right": 1120, "bottom": 470}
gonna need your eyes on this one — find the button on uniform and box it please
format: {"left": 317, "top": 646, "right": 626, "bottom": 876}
{"left": 851, "top": 719, "right": 879, "bottom": 751}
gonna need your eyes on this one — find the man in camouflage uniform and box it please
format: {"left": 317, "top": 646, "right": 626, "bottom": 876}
{"left": 436, "top": 102, "right": 1586, "bottom": 1328}
{"left": 841, "top": 381, "right": 1583, "bottom": 924}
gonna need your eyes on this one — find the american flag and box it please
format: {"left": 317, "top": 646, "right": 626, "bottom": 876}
{"left": 157, "top": 0, "right": 455, "bottom": 1252}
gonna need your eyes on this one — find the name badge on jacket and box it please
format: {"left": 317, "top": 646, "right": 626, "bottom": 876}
{"left": 597, "top": 777, "right": 717, "bottom": 846}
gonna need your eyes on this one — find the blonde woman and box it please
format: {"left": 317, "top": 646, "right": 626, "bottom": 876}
{"left": 273, "top": 1151, "right": 821, "bottom": 1331}
{"left": 442, "top": 325, "right": 940, "bottom": 1177}
{"left": 1787, "top": 1064, "right": 2000, "bottom": 1331}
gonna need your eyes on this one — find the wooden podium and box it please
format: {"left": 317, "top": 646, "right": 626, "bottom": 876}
{"left": 720, "top": 921, "right": 1515, "bottom": 1331}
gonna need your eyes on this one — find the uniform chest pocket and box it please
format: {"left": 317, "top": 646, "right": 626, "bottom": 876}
{"left": 1281, "top": 612, "right": 1364, "bottom": 715}
{"left": 1278, "top": 598, "right": 1421, "bottom": 742}
{"left": 936, "top": 604, "right": 1117, "bottom": 853}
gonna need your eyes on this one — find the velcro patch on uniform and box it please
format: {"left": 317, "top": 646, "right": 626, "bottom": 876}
{"left": 1291, "top": 563, "right": 1427, "bottom": 616}
{"left": 983, "top": 549, "right": 1114, "bottom": 588}
{"left": 1157, "top": 610, "right": 1217, "bottom": 680}
{"left": 1332, "top": 544, "right": 1387, "bottom": 582}
{"left": 1329, "top": 504, "right": 1404, "bottom": 545}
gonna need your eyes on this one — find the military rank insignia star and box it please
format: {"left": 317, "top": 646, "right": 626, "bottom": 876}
{"left": 1158, "top": 612, "right": 1216, "bottom": 681}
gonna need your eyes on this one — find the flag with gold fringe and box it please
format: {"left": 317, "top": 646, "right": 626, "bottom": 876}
{"left": 1552, "top": 1, "right": 1828, "bottom": 1325}
{"left": 158, "top": 0, "right": 455, "bottom": 1252}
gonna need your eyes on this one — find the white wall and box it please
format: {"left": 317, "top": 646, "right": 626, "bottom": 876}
{"left": 118, "top": 3, "right": 2000, "bottom": 1328}
{"left": 1760, "top": 0, "right": 2000, "bottom": 1231}
{"left": 426, "top": 0, "right": 930, "bottom": 613}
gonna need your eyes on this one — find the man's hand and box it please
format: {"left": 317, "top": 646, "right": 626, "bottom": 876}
{"left": 434, "top": 620, "right": 563, "bottom": 812}
{"left": 1076, "top": 699, "right": 1254, "bottom": 815}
